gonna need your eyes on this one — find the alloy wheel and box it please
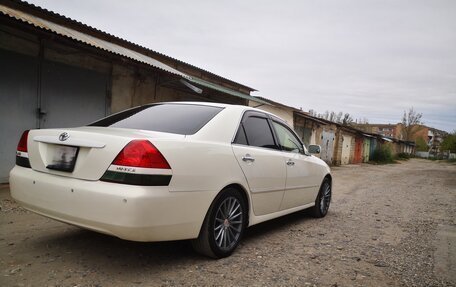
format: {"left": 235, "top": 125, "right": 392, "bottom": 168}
{"left": 213, "top": 196, "right": 243, "bottom": 251}
{"left": 320, "top": 182, "right": 331, "bottom": 215}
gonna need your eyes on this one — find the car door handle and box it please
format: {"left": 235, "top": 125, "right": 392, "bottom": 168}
{"left": 242, "top": 154, "right": 255, "bottom": 162}
{"left": 286, "top": 159, "right": 295, "bottom": 166}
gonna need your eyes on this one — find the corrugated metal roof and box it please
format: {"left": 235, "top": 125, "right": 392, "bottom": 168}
{"left": 0, "top": 4, "right": 189, "bottom": 79}
{"left": 188, "top": 77, "right": 269, "bottom": 105}
{"left": 2, "top": 0, "right": 256, "bottom": 91}
{"left": 362, "top": 133, "right": 376, "bottom": 138}
{"left": 254, "top": 96, "right": 301, "bottom": 111}
{"left": 1, "top": 2, "right": 266, "bottom": 104}
{"left": 296, "top": 113, "right": 329, "bottom": 125}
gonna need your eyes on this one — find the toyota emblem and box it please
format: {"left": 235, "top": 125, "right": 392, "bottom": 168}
{"left": 59, "top": 132, "right": 69, "bottom": 141}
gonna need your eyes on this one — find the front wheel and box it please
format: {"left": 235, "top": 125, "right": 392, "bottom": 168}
{"left": 312, "top": 178, "right": 331, "bottom": 218}
{"left": 192, "top": 188, "right": 247, "bottom": 258}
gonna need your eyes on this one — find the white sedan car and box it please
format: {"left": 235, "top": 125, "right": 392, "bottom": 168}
{"left": 10, "top": 102, "right": 331, "bottom": 258}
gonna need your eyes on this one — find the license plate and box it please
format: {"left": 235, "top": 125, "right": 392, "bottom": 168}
{"left": 46, "top": 145, "right": 79, "bottom": 172}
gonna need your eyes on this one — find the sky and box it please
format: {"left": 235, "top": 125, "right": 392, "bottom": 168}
{"left": 27, "top": 0, "right": 456, "bottom": 132}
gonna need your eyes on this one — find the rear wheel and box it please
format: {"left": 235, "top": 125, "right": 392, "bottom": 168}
{"left": 192, "top": 188, "right": 246, "bottom": 258}
{"left": 312, "top": 178, "right": 331, "bottom": 218}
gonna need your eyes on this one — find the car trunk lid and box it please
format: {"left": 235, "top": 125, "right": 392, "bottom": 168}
{"left": 27, "top": 127, "right": 184, "bottom": 181}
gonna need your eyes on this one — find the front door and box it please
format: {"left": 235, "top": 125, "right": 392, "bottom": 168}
{"left": 270, "top": 120, "right": 320, "bottom": 210}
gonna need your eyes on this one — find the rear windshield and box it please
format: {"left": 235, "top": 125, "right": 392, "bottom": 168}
{"left": 89, "top": 104, "right": 223, "bottom": 135}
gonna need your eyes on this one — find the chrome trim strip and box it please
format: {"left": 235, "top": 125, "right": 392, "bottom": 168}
{"left": 108, "top": 165, "right": 172, "bottom": 175}
{"left": 34, "top": 136, "right": 106, "bottom": 148}
{"left": 250, "top": 187, "right": 284, "bottom": 194}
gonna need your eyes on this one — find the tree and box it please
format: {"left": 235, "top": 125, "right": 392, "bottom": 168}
{"left": 308, "top": 109, "right": 356, "bottom": 126}
{"left": 400, "top": 107, "right": 423, "bottom": 141}
{"left": 441, "top": 131, "right": 456, "bottom": 153}
{"left": 308, "top": 109, "right": 317, "bottom": 117}
{"left": 415, "top": 137, "right": 428, "bottom": 152}
{"left": 356, "top": 117, "right": 369, "bottom": 124}
{"left": 342, "top": 113, "right": 354, "bottom": 125}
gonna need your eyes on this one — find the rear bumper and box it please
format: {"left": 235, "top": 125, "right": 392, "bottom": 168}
{"left": 9, "top": 166, "right": 213, "bottom": 241}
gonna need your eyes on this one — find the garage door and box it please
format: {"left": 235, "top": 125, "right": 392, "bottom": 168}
{"left": 341, "top": 135, "right": 352, "bottom": 165}
{"left": 363, "top": 138, "right": 371, "bottom": 162}
{"left": 0, "top": 49, "right": 108, "bottom": 182}
{"left": 40, "top": 60, "right": 108, "bottom": 128}
{"left": 320, "top": 130, "right": 335, "bottom": 164}
{"left": 0, "top": 49, "right": 38, "bottom": 182}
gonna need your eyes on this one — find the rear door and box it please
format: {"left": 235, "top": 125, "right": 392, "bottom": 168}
{"left": 231, "top": 111, "right": 286, "bottom": 216}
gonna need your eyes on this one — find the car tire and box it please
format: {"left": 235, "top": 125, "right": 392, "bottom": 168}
{"left": 312, "top": 178, "right": 331, "bottom": 218}
{"left": 192, "top": 187, "right": 247, "bottom": 258}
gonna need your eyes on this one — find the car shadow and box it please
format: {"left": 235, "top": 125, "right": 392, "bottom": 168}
{"left": 243, "top": 209, "right": 316, "bottom": 242}
{"left": 28, "top": 209, "right": 318, "bottom": 270}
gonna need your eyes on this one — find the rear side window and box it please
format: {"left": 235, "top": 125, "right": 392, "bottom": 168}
{"left": 240, "top": 116, "right": 278, "bottom": 149}
{"left": 234, "top": 124, "right": 248, "bottom": 145}
{"left": 89, "top": 104, "right": 223, "bottom": 135}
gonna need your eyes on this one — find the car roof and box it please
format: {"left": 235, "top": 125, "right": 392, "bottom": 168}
{"left": 156, "top": 101, "right": 280, "bottom": 120}
{"left": 158, "top": 101, "right": 232, "bottom": 108}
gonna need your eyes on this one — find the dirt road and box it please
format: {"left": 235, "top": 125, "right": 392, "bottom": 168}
{"left": 1, "top": 159, "right": 455, "bottom": 286}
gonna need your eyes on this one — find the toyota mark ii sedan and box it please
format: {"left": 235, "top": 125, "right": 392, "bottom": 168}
{"left": 10, "top": 102, "right": 331, "bottom": 258}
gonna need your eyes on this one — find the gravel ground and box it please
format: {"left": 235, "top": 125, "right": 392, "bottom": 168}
{"left": 1, "top": 158, "right": 455, "bottom": 286}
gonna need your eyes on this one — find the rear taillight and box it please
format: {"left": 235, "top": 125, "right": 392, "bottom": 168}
{"left": 17, "top": 130, "right": 29, "bottom": 152}
{"left": 112, "top": 140, "right": 170, "bottom": 169}
{"left": 100, "top": 140, "right": 172, "bottom": 186}
{"left": 16, "top": 130, "right": 31, "bottom": 168}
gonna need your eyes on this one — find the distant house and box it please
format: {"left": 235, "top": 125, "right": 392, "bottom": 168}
{"left": 357, "top": 123, "right": 447, "bottom": 151}
{"left": 403, "top": 125, "right": 447, "bottom": 149}
{"left": 356, "top": 123, "right": 399, "bottom": 138}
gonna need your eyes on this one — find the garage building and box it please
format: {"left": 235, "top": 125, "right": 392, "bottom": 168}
{"left": 0, "top": 0, "right": 267, "bottom": 182}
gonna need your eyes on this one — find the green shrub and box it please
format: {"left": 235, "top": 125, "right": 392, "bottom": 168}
{"left": 415, "top": 137, "right": 428, "bottom": 152}
{"left": 441, "top": 132, "right": 456, "bottom": 153}
{"left": 395, "top": 152, "right": 411, "bottom": 160}
{"left": 371, "top": 145, "right": 394, "bottom": 164}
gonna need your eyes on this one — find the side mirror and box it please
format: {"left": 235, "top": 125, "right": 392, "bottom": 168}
{"left": 308, "top": 145, "right": 321, "bottom": 154}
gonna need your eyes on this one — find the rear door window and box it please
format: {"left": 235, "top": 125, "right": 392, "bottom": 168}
{"left": 234, "top": 113, "right": 278, "bottom": 150}
{"left": 89, "top": 104, "right": 223, "bottom": 135}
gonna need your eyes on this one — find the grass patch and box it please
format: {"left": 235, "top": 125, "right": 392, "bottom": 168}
{"left": 395, "top": 152, "right": 412, "bottom": 161}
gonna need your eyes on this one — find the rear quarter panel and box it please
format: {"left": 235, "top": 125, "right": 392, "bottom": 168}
{"left": 152, "top": 139, "right": 251, "bottom": 226}
{"left": 155, "top": 140, "right": 248, "bottom": 194}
